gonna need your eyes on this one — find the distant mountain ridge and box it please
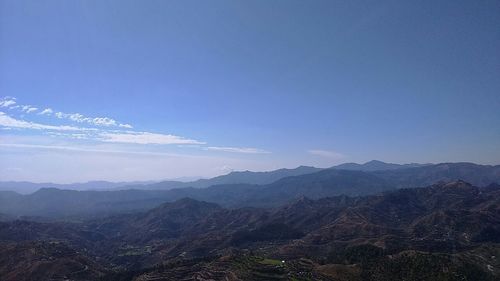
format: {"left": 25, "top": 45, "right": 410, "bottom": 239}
{"left": 121, "top": 165, "right": 323, "bottom": 191}
{"left": 332, "top": 160, "right": 430, "bottom": 171}
{"left": 0, "top": 180, "right": 157, "bottom": 194}
{"left": 118, "top": 161, "right": 431, "bottom": 191}
{"left": 0, "top": 161, "right": 432, "bottom": 194}
{"left": 1, "top": 162, "right": 499, "bottom": 219}
{"left": 0, "top": 165, "right": 323, "bottom": 194}
{"left": 0, "top": 161, "right": 429, "bottom": 193}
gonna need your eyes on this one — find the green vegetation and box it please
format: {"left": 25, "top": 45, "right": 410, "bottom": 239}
{"left": 259, "top": 258, "right": 284, "bottom": 266}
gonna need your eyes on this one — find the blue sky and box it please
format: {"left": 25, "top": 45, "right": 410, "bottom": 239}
{"left": 1, "top": 0, "right": 499, "bottom": 183}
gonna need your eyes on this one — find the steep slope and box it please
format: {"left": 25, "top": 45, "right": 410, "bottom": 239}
{"left": 86, "top": 181, "right": 500, "bottom": 258}
{"left": 0, "top": 241, "right": 109, "bottom": 281}
{"left": 89, "top": 198, "right": 223, "bottom": 241}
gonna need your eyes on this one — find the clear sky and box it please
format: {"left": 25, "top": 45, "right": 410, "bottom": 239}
{"left": 1, "top": 0, "right": 499, "bottom": 183}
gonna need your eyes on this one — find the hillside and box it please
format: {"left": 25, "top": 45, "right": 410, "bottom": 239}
{"left": 0, "top": 181, "right": 498, "bottom": 280}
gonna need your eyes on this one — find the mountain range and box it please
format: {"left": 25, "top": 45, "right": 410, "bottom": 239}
{"left": 0, "top": 160, "right": 430, "bottom": 194}
{"left": 0, "top": 180, "right": 498, "bottom": 280}
{"left": 0, "top": 162, "right": 499, "bottom": 219}
{"left": 0, "top": 161, "right": 499, "bottom": 280}
{"left": 0, "top": 180, "right": 157, "bottom": 194}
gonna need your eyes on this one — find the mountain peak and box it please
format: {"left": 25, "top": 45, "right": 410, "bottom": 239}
{"left": 365, "top": 160, "right": 386, "bottom": 164}
{"left": 332, "top": 160, "right": 428, "bottom": 171}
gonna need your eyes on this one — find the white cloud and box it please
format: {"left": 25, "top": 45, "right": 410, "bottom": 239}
{"left": 0, "top": 112, "right": 93, "bottom": 131}
{"left": 205, "top": 146, "right": 270, "bottom": 154}
{"left": 99, "top": 131, "right": 205, "bottom": 145}
{"left": 308, "top": 149, "right": 344, "bottom": 159}
{"left": 92, "top": 117, "right": 117, "bottom": 126}
{"left": 21, "top": 105, "right": 38, "bottom": 113}
{"left": 39, "top": 108, "right": 53, "bottom": 115}
{"left": 69, "top": 113, "right": 85, "bottom": 122}
{"left": 0, "top": 97, "right": 265, "bottom": 154}
{"left": 26, "top": 107, "right": 38, "bottom": 113}
{"left": 119, "top": 123, "right": 133, "bottom": 129}
{"left": 56, "top": 112, "right": 88, "bottom": 122}
{"left": 55, "top": 111, "right": 121, "bottom": 127}
{"left": 0, "top": 112, "right": 203, "bottom": 146}
{"left": 2, "top": 96, "right": 132, "bottom": 129}
{"left": 0, "top": 97, "right": 16, "bottom": 108}
{"left": 0, "top": 143, "right": 180, "bottom": 156}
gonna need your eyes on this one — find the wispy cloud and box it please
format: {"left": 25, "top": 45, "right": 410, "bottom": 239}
{"left": 0, "top": 96, "right": 130, "bottom": 128}
{"left": 0, "top": 112, "right": 204, "bottom": 146}
{"left": 0, "top": 97, "right": 16, "bottom": 108}
{"left": 99, "top": 131, "right": 205, "bottom": 145}
{"left": 0, "top": 112, "right": 93, "bottom": 131}
{"left": 0, "top": 112, "right": 204, "bottom": 145}
{"left": 1, "top": 97, "right": 38, "bottom": 114}
{"left": 308, "top": 149, "right": 344, "bottom": 159}
{"left": 205, "top": 146, "right": 271, "bottom": 154}
{"left": 118, "top": 123, "right": 133, "bottom": 129}
{"left": 21, "top": 105, "right": 38, "bottom": 113}
{"left": 39, "top": 108, "right": 53, "bottom": 115}
{"left": 0, "top": 96, "right": 270, "bottom": 155}
{"left": 0, "top": 143, "right": 183, "bottom": 157}
{"left": 45, "top": 132, "right": 90, "bottom": 140}
{"left": 54, "top": 111, "right": 130, "bottom": 128}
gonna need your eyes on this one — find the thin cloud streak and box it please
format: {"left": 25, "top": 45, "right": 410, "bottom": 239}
{"left": 205, "top": 146, "right": 271, "bottom": 154}
{"left": 118, "top": 123, "right": 133, "bottom": 129}
{"left": 0, "top": 112, "right": 204, "bottom": 145}
{"left": 99, "top": 131, "right": 205, "bottom": 145}
{"left": 0, "top": 112, "right": 94, "bottom": 131}
{"left": 0, "top": 97, "right": 270, "bottom": 154}
{"left": 0, "top": 96, "right": 131, "bottom": 128}
{"left": 0, "top": 143, "right": 197, "bottom": 158}
{"left": 55, "top": 111, "right": 128, "bottom": 127}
